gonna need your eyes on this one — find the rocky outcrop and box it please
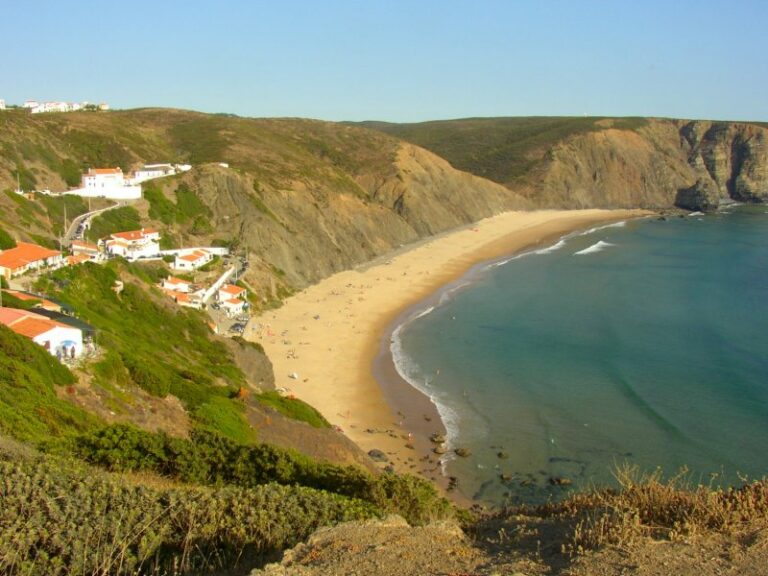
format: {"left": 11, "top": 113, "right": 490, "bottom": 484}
{"left": 527, "top": 120, "right": 768, "bottom": 209}
{"left": 675, "top": 178, "right": 721, "bottom": 212}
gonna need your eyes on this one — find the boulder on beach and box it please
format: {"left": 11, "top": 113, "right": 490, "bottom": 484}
{"left": 433, "top": 445, "right": 447, "bottom": 455}
{"left": 368, "top": 449, "right": 389, "bottom": 463}
{"left": 454, "top": 447, "right": 471, "bottom": 458}
{"left": 430, "top": 433, "right": 446, "bottom": 444}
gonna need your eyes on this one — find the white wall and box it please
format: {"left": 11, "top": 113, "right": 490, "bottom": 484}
{"left": 64, "top": 186, "right": 142, "bottom": 200}
{"left": 34, "top": 325, "right": 84, "bottom": 358}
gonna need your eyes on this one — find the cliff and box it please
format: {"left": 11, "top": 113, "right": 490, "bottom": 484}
{"left": 365, "top": 117, "right": 768, "bottom": 212}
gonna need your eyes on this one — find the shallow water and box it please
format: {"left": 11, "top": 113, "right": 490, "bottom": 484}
{"left": 393, "top": 206, "right": 768, "bottom": 505}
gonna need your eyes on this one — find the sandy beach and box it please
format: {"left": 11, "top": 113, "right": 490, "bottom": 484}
{"left": 246, "top": 209, "right": 650, "bottom": 492}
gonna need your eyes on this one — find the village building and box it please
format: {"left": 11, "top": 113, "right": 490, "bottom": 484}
{"left": 220, "top": 297, "right": 245, "bottom": 317}
{"left": 0, "top": 99, "right": 5, "bottom": 110}
{"left": 173, "top": 292, "right": 204, "bottom": 310}
{"left": 103, "top": 229, "right": 161, "bottom": 260}
{"left": 217, "top": 283, "right": 247, "bottom": 318}
{"left": 1, "top": 290, "right": 62, "bottom": 312}
{"left": 64, "top": 167, "right": 141, "bottom": 200}
{"left": 129, "top": 163, "right": 175, "bottom": 184}
{"left": 0, "top": 307, "right": 83, "bottom": 359}
{"left": 70, "top": 240, "right": 101, "bottom": 259}
{"left": 162, "top": 276, "right": 193, "bottom": 293}
{"left": 82, "top": 167, "right": 125, "bottom": 190}
{"left": 0, "top": 242, "right": 64, "bottom": 280}
{"left": 173, "top": 249, "right": 213, "bottom": 271}
{"left": 217, "top": 283, "right": 246, "bottom": 302}
{"left": 66, "top": 254, "right": 92, "bottom": 266}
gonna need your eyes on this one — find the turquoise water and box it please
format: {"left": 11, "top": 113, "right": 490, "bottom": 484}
{"left": 393, "top": 206, "right": 768, "bottom": 505}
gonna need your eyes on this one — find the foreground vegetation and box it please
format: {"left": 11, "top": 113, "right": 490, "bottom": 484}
{"left": 0, "top": 444, "right": 376, "bottom": 576}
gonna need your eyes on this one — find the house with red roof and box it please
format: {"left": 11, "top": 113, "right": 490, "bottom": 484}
{"left": 0, "top": 242, "right": 64, "bottom": 280}
{"left": 82, "top": 167, "right": 125, "bottom": 190}
{"left": 70, "top": 240, "right": 101, "bottom": 259}
{"left": 0, "top": 306, "right": 83, "bottom": 359}
{"left": 217, "top": 283, "right": 248, "bottom": 317}
{"left": 173, "top": 249, "right": 213, "bottom": 271}
{"left": 103, "top": 229, "right": 160, "bottom": 260}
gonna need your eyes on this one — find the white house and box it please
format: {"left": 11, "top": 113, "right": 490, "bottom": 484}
{"left": 70, "top": 240, "right": 101, "bottom": 259}
{"left": 173, "top": 249, "right": 213, "bottom": 271}
{"left": 0, "top": 307, "right": 84, "bottom": 359}
{"left": 82, "top": 167, "right": 125, "bottom": 189}
{"left": 220, "top": 297, "right": 245, "bottom": 317}
{"left": 0, "top": 99, "right": 5, "bottom": 110}
{"left": 130, "top": 163, "right": 176, "bottom": 185}
{"left": 64, "top": 167, "right": 142, "bottom": 200}
{"left": 104, "top": 229, "right": 161, "bottom": 260}
{"left": 162, "top": 276, "right": 193, "bottom": 293}
{"left": 0, "top": 242, "right": 64, "bottom": 280}
{"left": 22, "top": 100, "right": 38, "bottom": 109}
{"left": 217, "top": 283, "right": 246, "bottom": 302}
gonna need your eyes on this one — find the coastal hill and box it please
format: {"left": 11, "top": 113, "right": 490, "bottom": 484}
{"left": 1, "top": 109, "right": 767, "bottom": 574}
{"left": 3, "top": 110, "right": 768, "bottom": 300}
{"left": 359, "top": 116, "right": 768, "bottom": 210}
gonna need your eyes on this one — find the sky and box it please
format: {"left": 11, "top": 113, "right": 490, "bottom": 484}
{"left": 1, "top": 0, "right": 765, "bottom": 123}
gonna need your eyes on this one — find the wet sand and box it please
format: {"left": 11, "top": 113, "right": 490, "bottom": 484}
{"left": 246, "top": 209, "right": 649, "bottom": 498}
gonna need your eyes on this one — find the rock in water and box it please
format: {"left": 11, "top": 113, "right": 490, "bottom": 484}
{"left": 454, "top": 447, "right": 471, "bottom": 458}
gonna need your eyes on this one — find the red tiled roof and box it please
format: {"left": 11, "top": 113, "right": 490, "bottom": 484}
{"left": 179, "top": 250, "right": 209, "bottom": 262}
{"left": 165, "top": 276, "right": 188, "bottom": 285}
{"left": 87, "top": 168, "right": 122, "bottom": 175}
{"left": 220, "top": 284, "right": 245, "bottom": 296}
{"left": 67, "top": 254, "right": 91, "bottom": 265}
{"left": 8, "top": 317, "right": 60, "bottom": 338}
{"left": 71, "top": 240, "right": 99, "bottom": 251}
{"left": 0, "top": 242, "right": 61, "bottom": 271}
{"left": 224, "top": 298, "right": 243, "bottom": 306}
{"left": 110, "top": 229, "right": 158, "bottom": 241}
{"left": 0, "top": 306, "right": 31, "bottom": 326}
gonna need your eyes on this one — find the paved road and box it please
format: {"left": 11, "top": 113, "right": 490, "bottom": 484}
{"left": 62, "top": 201, "right": 124, "bottom": 247}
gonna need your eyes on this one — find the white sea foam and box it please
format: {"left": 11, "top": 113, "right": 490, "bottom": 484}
{"left": 390, "top": 324, "right": 461, "bottom": 458}
{"left": 438, "top": 282, "right": 471, "bottom": 305}
{"left": 486, "top": 238, "right": 567, "bottom": 269}
{"left": 578, "top": 220, "right": 626, "bottom": 236}
{"left": 688, "top": 211, "right": 705, "bottom": 217}
{"left": 412, "top": 305, "right": 435, "bottom": 320}
{"left": 574, "top": 240, "right": 615, "bottom": 255}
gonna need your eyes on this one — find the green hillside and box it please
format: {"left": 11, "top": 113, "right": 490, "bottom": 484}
{"left": 356, "top": 116, "right": 649, "bottom": 185}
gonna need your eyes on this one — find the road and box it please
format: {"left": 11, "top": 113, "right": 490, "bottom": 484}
{"left": 62, "top": 201, "right": 125, "bottom": 247}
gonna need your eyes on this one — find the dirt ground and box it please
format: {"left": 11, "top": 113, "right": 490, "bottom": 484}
{"left": 249, "top": 514, "right": 768, "bottom": 576}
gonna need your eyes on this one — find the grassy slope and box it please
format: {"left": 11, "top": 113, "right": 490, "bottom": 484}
{"left": 357, "top": 116, "right": 650, "bottom": 186}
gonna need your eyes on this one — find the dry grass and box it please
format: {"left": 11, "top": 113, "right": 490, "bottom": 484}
{"left": 560, "top": 465, "right": 768, "bottom": 554}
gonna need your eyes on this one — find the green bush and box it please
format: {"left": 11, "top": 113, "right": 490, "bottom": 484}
{"left": 0, "top": 225, "right": 16, "bottom": 249}
{"left": 0, "top": 450, "right": 376, "bottom": 575}
{"left": 256, "top": 390, "right": 331, "bottom": 429}
{"left": 0, "top": 325, "right": 100, "bottom": 443}
{"left": 74, "top": 425, "right": 452, "bottom": 525}
{"left": 88, "top": 206, "right": 142, "bottom": 240}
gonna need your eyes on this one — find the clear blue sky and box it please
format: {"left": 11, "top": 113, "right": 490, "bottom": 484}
{"left": 1, "top": 0, "right": 765, "bottom": 122}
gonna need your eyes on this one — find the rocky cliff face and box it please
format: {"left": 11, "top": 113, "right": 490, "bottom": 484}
{"left": 522, "top": 119, "right": 768, "bottom": 211}
{"left": 184, "top": 143, "right": 529, "bottom": 294}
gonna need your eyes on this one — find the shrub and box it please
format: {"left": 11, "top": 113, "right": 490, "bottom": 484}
{"left": 0, "top": 225, "right": 16, "bottom": 249}
{"left": 74, "top": 425, "right": 453, "bottom": 525}
{"left": 255, "top": 390, "right": 331, "bottom": 429}
{"left": 0, "top": 450, "right": 376, "bottom": 575}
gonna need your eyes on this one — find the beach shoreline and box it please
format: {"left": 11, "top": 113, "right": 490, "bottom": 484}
{"left": 246, "top": 209, "right": 651, "bottom": 502}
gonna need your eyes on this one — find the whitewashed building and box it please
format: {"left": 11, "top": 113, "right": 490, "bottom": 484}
{"left": 162, "top": 276, "right": 193, "bottom": 293}
{"left": 0, "top": 242, "right": 64, "bottom": 280}
{"left": 0, "top": 307, "right": 84, "bottom": 359}
{"left": 104, "top": 229, "right": 161, "bottom": 260}
{"left": 82, "top": 167, "right": 125, "bottom": 189}
{"left": 64, "top": 167, "right": 141, "bottom": 199}
{"left": 0, "top": 99, "right": 5, "bottom": 110}
{"left": 173, "top": 249, "right": 214, "bottom": 271}
{"left": 130, "top": 163, "right": 176, "bottom": 184}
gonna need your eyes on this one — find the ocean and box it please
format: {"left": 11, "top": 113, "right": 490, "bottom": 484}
{"left": 391, "top": 205, "right": 768, "bottom": 505}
